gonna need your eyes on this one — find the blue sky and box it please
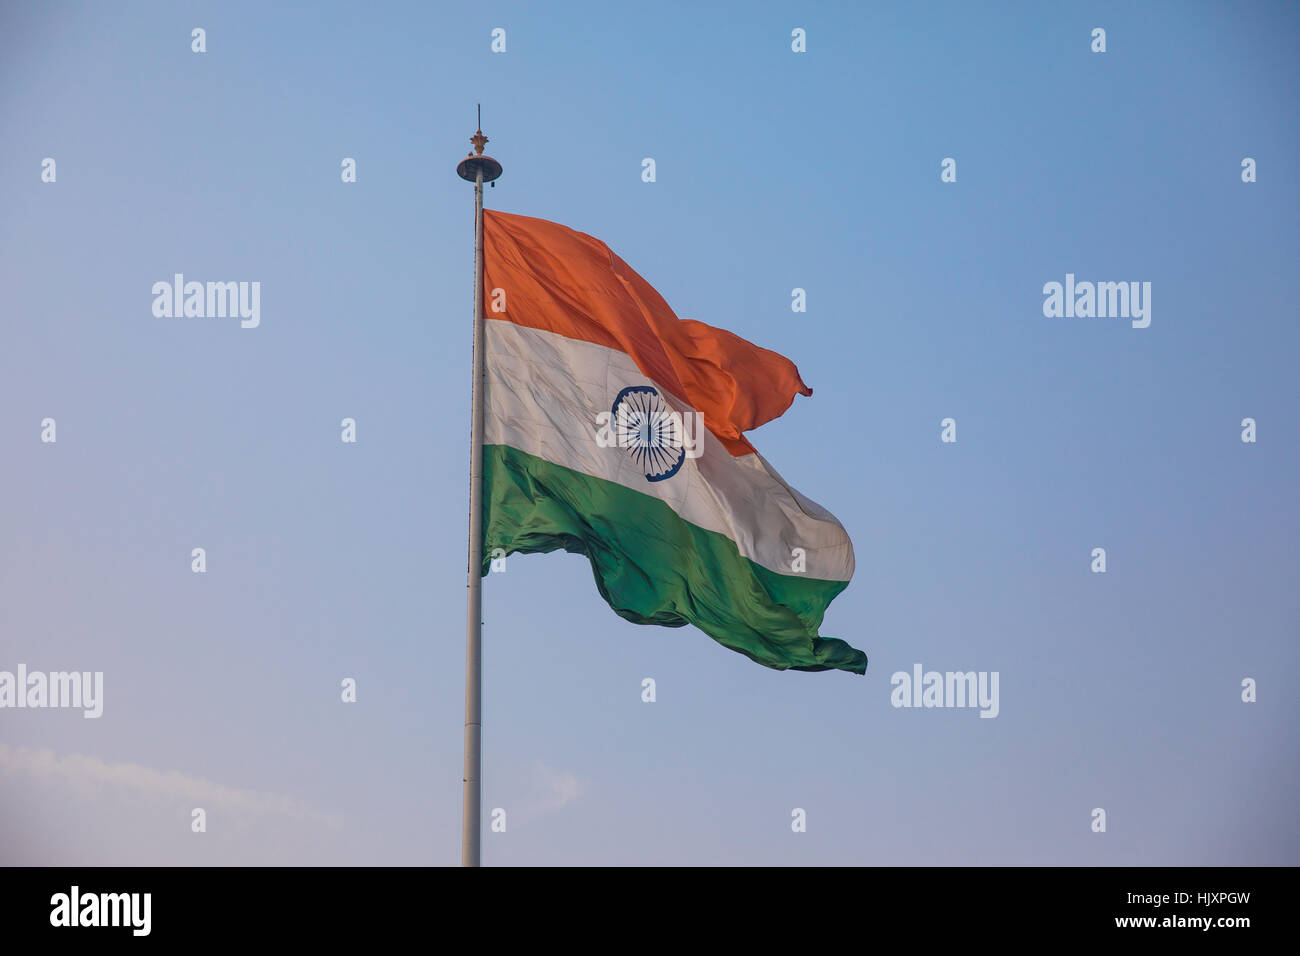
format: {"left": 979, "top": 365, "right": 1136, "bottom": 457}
{"left": 1, "top": 0, "right": 1296, "bottom": 865}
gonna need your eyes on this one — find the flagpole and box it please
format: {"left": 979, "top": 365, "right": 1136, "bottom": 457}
{"left": 457, "top": 112, "right": 502, "bottom": 868}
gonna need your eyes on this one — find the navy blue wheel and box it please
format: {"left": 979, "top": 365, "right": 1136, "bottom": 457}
{"left": 611, "top": 385, "right": 686, "bottom": 482}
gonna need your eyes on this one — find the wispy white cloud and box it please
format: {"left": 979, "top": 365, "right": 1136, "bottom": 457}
{"left": 0, "top": 743, "right": 342, "bottom": 828}
{"left": 512, "top": 760, "right": 584, "bottom": 825}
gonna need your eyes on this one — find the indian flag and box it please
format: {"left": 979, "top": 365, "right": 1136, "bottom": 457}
{"left": 480, "top": 210, "right": 867, "bottom": 675}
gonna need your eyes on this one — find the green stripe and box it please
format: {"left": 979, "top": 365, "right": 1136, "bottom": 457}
{"left": 482, "top": 444, "right": 867, "bottom": 675}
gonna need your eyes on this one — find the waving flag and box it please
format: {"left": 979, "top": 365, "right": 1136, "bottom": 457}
{"left": 480, "top": 210, "right": 866, "bottom": 674}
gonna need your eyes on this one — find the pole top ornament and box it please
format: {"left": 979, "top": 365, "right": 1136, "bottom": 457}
{"left": 457, "top": 106, "right": 503, "bottom": 184}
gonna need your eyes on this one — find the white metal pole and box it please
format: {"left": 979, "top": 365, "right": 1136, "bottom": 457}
{"left": 462, "top": 165, "right": 485, "bottom": 867}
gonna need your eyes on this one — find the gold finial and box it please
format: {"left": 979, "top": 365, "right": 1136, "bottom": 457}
{"left": 456, "top": 104, "right": 503, "bottom": 184}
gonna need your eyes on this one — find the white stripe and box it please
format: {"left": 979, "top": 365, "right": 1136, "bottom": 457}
{"left": 484, "top": 320, "right": 854, "bottom": 581}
